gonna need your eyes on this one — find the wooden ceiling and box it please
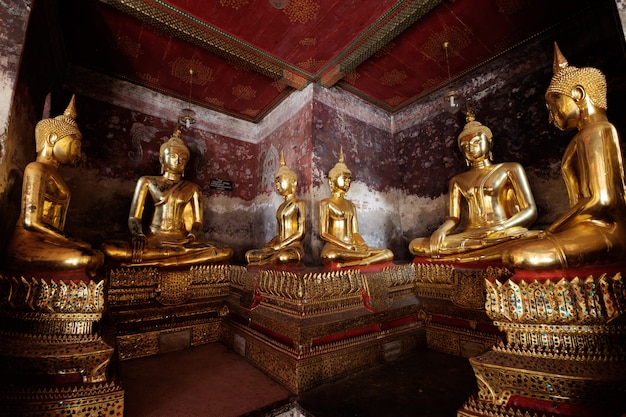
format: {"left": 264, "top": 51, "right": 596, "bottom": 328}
{"left": 60, "top": 0, "right": 592, "bottom": 122}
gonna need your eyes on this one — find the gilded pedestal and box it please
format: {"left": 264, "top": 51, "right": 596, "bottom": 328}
{"left": 0, "top": 273, "right": 123, "bottom": 417}
{"left": 107, "top": 265, "right": 243, "bottom": 360}
{"left": 458, "top": 267, "right": 626, "bottom": 417}
{"left": 413, "top": 260, "right": 504, "bottom": 358}
{"left": 223, "top": 263, "right": 426, "bottom": 393}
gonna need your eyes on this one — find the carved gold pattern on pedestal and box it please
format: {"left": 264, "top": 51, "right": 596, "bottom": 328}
{"left": 0, "top": 382, "right": 124, "bottom": 417}
{"left": 460, "top": 271, "right": 626, "bottom": 416}
{"left": 0, "top": 274, "right": 123, "bottom": 415}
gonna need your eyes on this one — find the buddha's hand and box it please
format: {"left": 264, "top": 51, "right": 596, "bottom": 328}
{"left": 131, "top": 235, "right": 147, "bottom": 264}
{"left": 350, "top": 243, "right": 368, "bottom": 252}
{"left": 429, "top": 229, "right": 446, "bottom": 257}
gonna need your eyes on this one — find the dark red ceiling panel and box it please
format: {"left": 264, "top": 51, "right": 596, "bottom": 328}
{"left": 59, "top": 0, "right": 606, "bottom": 121}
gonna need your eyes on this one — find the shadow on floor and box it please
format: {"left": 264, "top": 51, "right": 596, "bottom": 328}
{"left": 120, "top": 343, "right": 477, "bottom": 417}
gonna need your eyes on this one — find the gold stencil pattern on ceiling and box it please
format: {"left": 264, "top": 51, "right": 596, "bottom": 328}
{"left": 137, "top": 72, "right": 160, "bottom": 85}
{"left": 380, "top": 69, "right": 407, "bottom": 86}
{"left": 272, "top": 79, "right": 288, "bottom": 92}
{"left": 241, "top": 108, "right": 260, "bottom": 118}
{"left": 284, "top": 0, "right": 320, "bottom": 24}
{"left": 385, "top": 96, "right": 406, "bottom": 107}
{"left": 206, "top": 97, "right": 225, "bottom": 107}
{"left": 299, "top": 38, "right": 317, "bottom": 46}
{"left": 420, "top": 26, "right": 471, "bottom": 62}
{"left": 343, "top": 71, "right": 360, "bottom": 85}
{"left": 170, "top": 57, "right": 215, "bottom": 86}
{"left": 496, "top": 0, "right": 527, "bottom": 14}
{"left": 297, "top": 57, "right": 326, "bottom": 72}
{"left": 233, "top": 84, "right": 257, "bottom": 100}
{"left": 220, "top": 0, "right": 249, "bottom": 9}
{"left": 115, "top": 35, "right": 143, "bottom": 59}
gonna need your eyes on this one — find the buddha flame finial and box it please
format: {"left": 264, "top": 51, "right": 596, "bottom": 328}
{"left": 553, "top": 42, "right": 569, "bottom": 73}
{"left": 64, "top": 94, "right": 78, "bottom": 119}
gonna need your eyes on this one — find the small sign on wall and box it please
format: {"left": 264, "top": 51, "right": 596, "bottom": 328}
{"left": 209, "top": 178, "right": 233, "bottom": 191}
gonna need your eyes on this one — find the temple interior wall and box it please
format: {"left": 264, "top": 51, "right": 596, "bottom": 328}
{"left": 2, "top": 0, "right": 626, "bottom": 265}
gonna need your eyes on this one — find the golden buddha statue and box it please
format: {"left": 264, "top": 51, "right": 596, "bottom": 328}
{"left": 409, "top": 106, "right": 538, "bottom": 260}
{"left": 5, "top": 95, "right": 104, "bottom": 276}
{"left": 246, "top": 151, "right": 306, "bottom": 266}
{"left": 319, "top": 147, "right": 394, "bottom": 267}
{"left": 102, "top": 125, "right": 233, "bottom": 267}
{"left": 502, "top": 43, "right": 626, "bottom": 270}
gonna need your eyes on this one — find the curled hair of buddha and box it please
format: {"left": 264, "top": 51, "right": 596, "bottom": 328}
{"left": 160, "top": 124, "right": 190, "bottom": 158}
{"left": 276, "top": 150, "right": 297, "bottom": 183}
{"left": 35, "top": 95, "right": 81, "bottom": 152}
{"left": 328, "top": 146, "right": 351, "bottom": 181}
{"left": 457, "top": 104, "right": 493, "bottom": 146}
{"left": 546, "top": 42, "right": 607, "bottom": 109}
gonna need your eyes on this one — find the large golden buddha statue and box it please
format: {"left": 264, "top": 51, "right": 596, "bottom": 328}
{"left": 102, "top": 125, "right": 233, "bottom": 267}
{"left": 246, "top": 151, "right": 306, "bottom": 266}
{"left": 409, "top": 106, "right": 538, "bottom": 260}
{"left": 502, "top": 43, "right": 626, "bottom": 270}
{"left": 319, "top": 148, "right": 394, "bottom": 267}
{"left": 5, "top": 95, "right": 104, "bottom": 276}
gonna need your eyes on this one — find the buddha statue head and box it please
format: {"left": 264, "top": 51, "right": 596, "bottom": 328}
{"left": 457, "top": 105, "right": 493, "bottom": 165}
{"left": 328, "top": 146, "right": 351, "bottom": 194}
{"left": 276, "top": 150, "right": 297, "bottom": 195}
{"left": 159, "top": 125, "right": 190, "bottom": 175}
{"left": 546, "top": 43, "right": 607, "bottom": 131}
{"left": 34, "top": 95, "right": 82, "bottom": 165}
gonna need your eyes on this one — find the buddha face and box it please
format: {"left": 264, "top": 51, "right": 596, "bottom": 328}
{"left": 546, "top": 92, "right": 580, "bottom": 131}
{"left": 275, "top": 173, "right": 296, "bottom": 196}
{"left": 52, "top": 133, "right": 82, "bottom": 166}
{"left": 459, "top": 132, "right": 491, "bottom": 163}
{"left": 330, "top": 172, "right": 351, "bottom": 194}
{"left": 161, "top": 147, "right": 189, "bottom": 174}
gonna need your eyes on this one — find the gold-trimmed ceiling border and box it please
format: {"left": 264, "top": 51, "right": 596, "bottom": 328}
{"left": 318, "top": 0, "right": 443, "bottom": 87}
{"left": 101, "top": 0, "right": 311, "bottom": 90}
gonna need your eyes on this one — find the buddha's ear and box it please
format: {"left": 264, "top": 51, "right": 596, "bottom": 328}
{"left": 46, "top": 133, "right": 58, "bottom": 147}
{"left": 571, "top": 85, "right": 585, "bottom": 102}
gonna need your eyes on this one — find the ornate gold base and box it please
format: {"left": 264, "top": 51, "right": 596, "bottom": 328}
{"left": 459, "top": 268, "right": 626, "bottom": 417}
{"left": 0, "top": 382, "right": 124, "bottom": 417}
{"left": 222, "top": 314, "right": 425, "bottom": 393}
{"left": 0, "top": 272, "right": 122, "bottom": 416}
{"left": 223, "top": 264, "right": 426, "bottom": 393}
{"left": 413, "top": 260, "right": 505, "bottom": 357}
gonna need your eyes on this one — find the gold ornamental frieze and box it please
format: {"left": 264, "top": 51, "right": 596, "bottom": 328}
{"left": 0, "top": 381, "right": 124, "bottom": 417}
{"left": 107, "top": 265, "right": 246, "bottom": 306}
{"left": 485, "top": 273, "right": 626, "bottom": 324}
{"left": 252, "top": 264, "right": 417, "bottom": 316}
{"left": 470, "top": 349, "right": 626, "bottom": 408}
{"left": 0, "top": 275, "right": 104, "bottom": 314}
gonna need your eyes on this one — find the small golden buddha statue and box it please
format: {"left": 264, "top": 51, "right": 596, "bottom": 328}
{"left": 5, "top": 95, "right": 104, "bottom": 276}
{"left": 502, "top": 43, "right": 626, "bottom": 270}
{"left": 319, "top": 147, "right": 394, "bottom": 267}
{"left": 246, "top": 151, "right": 306, "bottom": 266}
{"left": 409, "top": 106, "right": 538, "bottom": 260}
{"left": 102, "top": 125, "right": 233, "bottom": 267}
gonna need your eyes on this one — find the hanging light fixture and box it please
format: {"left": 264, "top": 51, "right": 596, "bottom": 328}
{"left": 179, "top": 68, "right": 196, "bottom": 129}
{"left": 442, "top": 41, "right": 462, "bottom": 114}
